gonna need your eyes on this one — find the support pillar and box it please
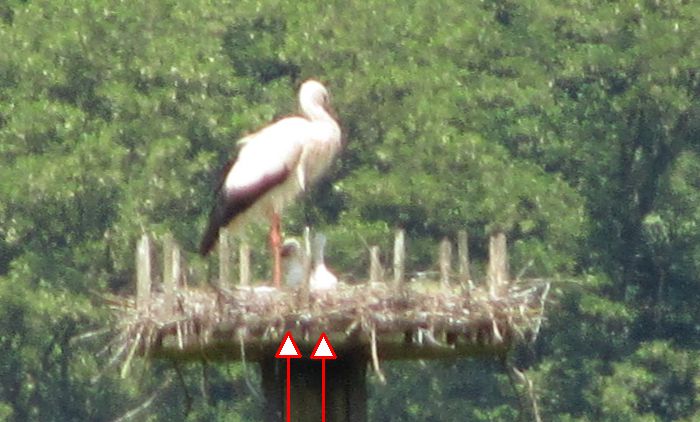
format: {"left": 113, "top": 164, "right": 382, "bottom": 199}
{"left": 260, "top": 349, "right": 368, "bottom": 422}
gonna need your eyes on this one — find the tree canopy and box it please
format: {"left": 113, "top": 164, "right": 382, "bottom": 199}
{"left": 1, "top": 0, "right": 699, "bottom": 420}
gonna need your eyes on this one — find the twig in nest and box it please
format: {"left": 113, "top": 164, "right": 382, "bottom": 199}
{"left": 120, "top": 327, "right": 143, "bottom": 379}
{"left": 491, "top": 315, "right": 503, "bottom": 344}
{"left": 92, "top": 336, "right": 129, "bottom": 384}
{"left": 200, "top": 360, "right": 209, "bottom": 404}
{"left": 143, "top": 325, "right": 154, "bottom": 359}
{"left": 70, "top": 327, "right": 112, "bottom": 345}
{"left": 418, "top": 328, "right": 446, "bottom": 347}
{"left": 110, "top": 375, "right": 172, "bottom": 422}
{"left": 96, "top": 333, "right": 123, "bottom": 360}
{"left": 173, "top": 361, "right": 193, "bottom": 417}
{"left": 515, "top": 259, "right": 534, "bottom": 281}
{"left": 530, "top": 282, "right": 551, "bottom": 342}
{"left": 344, "top": 320, "right": 360, "bottom": 336}
{"left": 506, "top": 363, "right": 542, "bottom": 422}
{"left": 370, "top": 327, "right": 386, "bottom": 384}
{"left": 177, "top": 321, "right": 183, "bottom": 350}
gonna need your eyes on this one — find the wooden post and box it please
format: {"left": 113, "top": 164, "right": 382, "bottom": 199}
{"left": 369, "top": 246, "right": 382, "bottom": 283}
{"left": 439, "top": 237, "right": 452, "bottom": 288}
{"left": 239, "top": 241, "right": 250, "bottom": 286}
{"left": 260, "top": 348, "right": 367, "bottom": 422}
{"left": 163, "top": 233, "right": 181, "bottom": 310}
{"left": 136, "top": 234, "right": 152, "bottom": 311}
{"left": 218, "top": 228, "right": 232, "bottom": 288}
{"left": 457, "top": 230, "right": 471, "bottom": 284}
{"left": 488, "top": 231, "right": 509, "bottom": 296}
{"left": 393, "top": 229, "right": 405, "bottom": 289}
{"left": 171, "top": 243, "right": 181, "bottom": 295}
{"left": 300, "top": 226, "right": 311, "bottom": 307}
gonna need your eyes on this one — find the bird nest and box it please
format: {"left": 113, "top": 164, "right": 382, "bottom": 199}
{"left": 112, "top": 280, "right": 550, "bottom": 371}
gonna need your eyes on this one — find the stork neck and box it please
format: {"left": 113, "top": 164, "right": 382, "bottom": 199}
{"left": 301, "top": 101, "right": 335, "bottom": 124}
{"left": 312, "top": 247, "right": 324, "bottom": 266}
{"left": 311, "top": 236, "right": 326, "bottom": 266}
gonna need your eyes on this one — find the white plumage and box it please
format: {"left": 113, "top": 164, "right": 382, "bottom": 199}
{"left": 309, "top": 233, "right": 338, "bottom": 290}
{"left": 281, "top": 238, "right": 304, "bottom": 288}
{"left": 280, "top": 234, "right": 338, "bottom": 291}
{"left": 199, "top": 80, "right": 341, "bottom": 287}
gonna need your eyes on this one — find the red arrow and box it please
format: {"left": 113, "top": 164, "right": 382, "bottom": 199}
{"left": 275, "top": 331, "right": 302, "bottom": 422}
{"left": 310, "top": 332, "right": 337, "bottom": 422}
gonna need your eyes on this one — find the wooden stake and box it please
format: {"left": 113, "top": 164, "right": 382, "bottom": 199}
{"left": 369, "top": 246, "right": 382, "bottom": 283}
{"left": 393, "top": 229, "right": 405, "bottom": 289}
{"left": 300, "top": 227, "right": 311, "bottom": 308}
{"left": 171, "top": 244, "right": 181, "bottom": 290}
{"left": 136, "top": 234, "right": 152, "bottom": 311}
{"left": 163, "top": 233, "right": 181, "bottom": 310}
{"left": 488, "top": 231, "right": 508, "bottom": 296}
{"left": 218, "top": 228, "right": 232, "bottom": 288}
{"left": 439, "top": 237, "right": 452, "bottom": 288}
{"left": 239, "top": 241, "right": 250, "bottom": 286}
{"left": 457, "top": 230, "right": 471, "bottom": 284}
{"left": 163, "top": 232, "right": 174, "bottom": 291}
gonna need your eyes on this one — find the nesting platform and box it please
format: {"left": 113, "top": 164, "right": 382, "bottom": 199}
{"left": 118, "top": 281, "right": 548, "bottom": 363}
{"left": 113, "top": 230, "right": 550, "bottom": 421}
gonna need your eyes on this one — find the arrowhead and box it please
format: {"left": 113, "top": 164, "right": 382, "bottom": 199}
{"left": 275, "top": 331, "right": 302, "bottom": 359}
{"left": 310, "top": 332, "right": 337, "bottom": 360}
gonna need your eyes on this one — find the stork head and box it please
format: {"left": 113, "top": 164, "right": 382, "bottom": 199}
{"left": 299, "top": 79, "right": 329, "bottom": 104}
{"left": 299, "top": 79, "right": 334, "bottom": 120}
{"left": 281, "top": 238, "right": 302, "bottom": 259}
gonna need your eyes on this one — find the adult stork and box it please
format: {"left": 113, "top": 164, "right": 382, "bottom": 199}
{"left": 199, "top": 80, "right": 341, "bottom": 288}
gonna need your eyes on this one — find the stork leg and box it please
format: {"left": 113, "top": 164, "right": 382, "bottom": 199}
{"left": 269, "top": 212, "right": 282, "bottom": 288}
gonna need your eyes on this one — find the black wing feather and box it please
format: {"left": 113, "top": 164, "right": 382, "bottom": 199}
{"left": 199, "top": 165, "right": 291, "bottom": 256}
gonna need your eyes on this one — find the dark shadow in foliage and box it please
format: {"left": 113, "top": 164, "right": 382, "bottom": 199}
{"left": 0, "top": 0, "right": 25, "bottom": 25}
{"left": 47, "top": 51, "right": 113, "bottom": 121}
{"left": 222, "top": 17, "right": 300, "bottom": 83}
{"left": 369, "top": 358, "right": 516, "bottom": 422}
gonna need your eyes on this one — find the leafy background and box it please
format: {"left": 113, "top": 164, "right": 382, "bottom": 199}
{"left": 0, "top": 0, "right": 699, "bottom": 420}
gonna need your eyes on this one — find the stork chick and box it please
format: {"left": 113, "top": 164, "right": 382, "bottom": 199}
{"left": 281, "top": 239, "right": 304, "bottom": 289}
{"left": 280, "top": 234, "right": 338, "bottom": 291}
{"left": 310, "top": 233, "right": 338, "bottom": 291}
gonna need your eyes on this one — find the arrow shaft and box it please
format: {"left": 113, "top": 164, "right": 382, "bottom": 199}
{"left": 286, "top": 358, "right": 291, "bottom": 422}
{"left": 322, "top": 359, "right": 327, "bottom": 422}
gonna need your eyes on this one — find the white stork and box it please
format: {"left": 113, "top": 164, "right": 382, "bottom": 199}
{"left": 280, "top": 238, "right": 304, "bottom": 288}
{"left": 309, "top": 233, "right": 338, "bottom": 290}
{"left": 199, "top": 80, "right": 341, "bottom": 288}
{"left": 280, "top": 234, "right": 338, "bottom": 291}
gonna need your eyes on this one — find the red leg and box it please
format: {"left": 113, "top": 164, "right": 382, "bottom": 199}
{"left": 269, "top": 212, "right": 282, "bottom": 287}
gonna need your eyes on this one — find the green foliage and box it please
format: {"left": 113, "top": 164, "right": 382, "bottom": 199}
{"left": 596, "top": 341, "right": 700, "bottom": 421}
{"left": 0, "top": 0, "right": 699, "bottom": 420}
{"left": 369, "top": 360, "right": 518, "bottom": 422}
